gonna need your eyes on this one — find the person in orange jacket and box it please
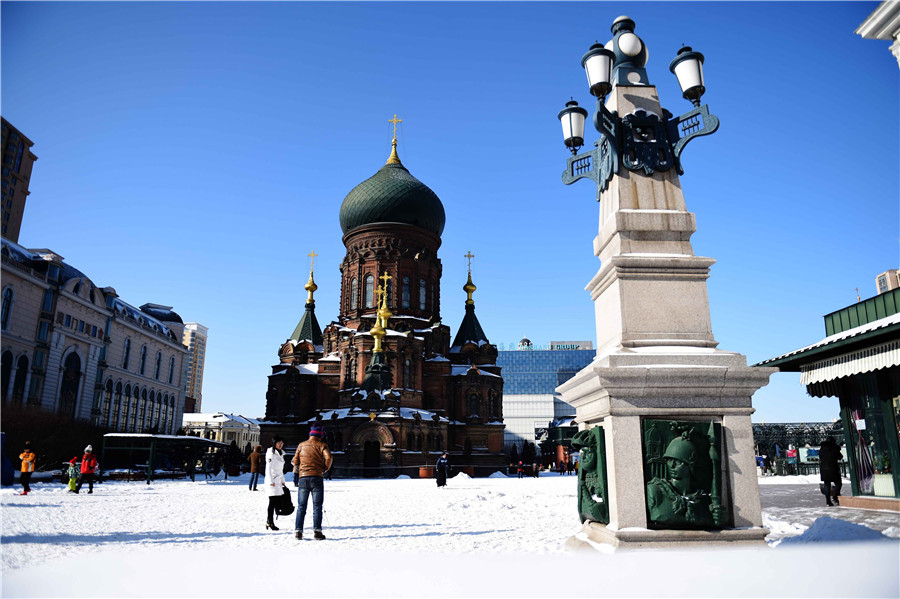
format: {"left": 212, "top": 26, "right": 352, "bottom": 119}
{"left": 75, "top": 445, "right": 99, "bottom": 494}
{"left": 18, "top": 442, "right": 35, "bottom": 495}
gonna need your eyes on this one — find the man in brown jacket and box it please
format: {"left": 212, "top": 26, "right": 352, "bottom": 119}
{"left": 292, "top": 426, "right": 332, "bottom": 540}
{"left": 248, "top": 445, "right": 263, "bottom": 491}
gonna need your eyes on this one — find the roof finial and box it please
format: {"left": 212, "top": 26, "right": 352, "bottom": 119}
{"left": 370, "top": 271, "right": 393, "bottom": 353}
{"left": 464, "top": 252, "right": 476, "bottom": 305}
{"left": 386, "top": 114, "right": 403, "bottom": 165}
{"left": 304, "top": 250, "right": 318, "bottom": 304}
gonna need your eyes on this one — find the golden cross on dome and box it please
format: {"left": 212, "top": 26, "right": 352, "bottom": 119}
{"left": 464, "top": 251, "right": 475, "bottom": 272}
{"left": 379, "top": 271, "right": 392, "bottom": 287}
{"left": 389, "top": 114, "right": 402, "bottom": 141}
{"left": 308, "top": 250, "right": 318, "bottom": 271}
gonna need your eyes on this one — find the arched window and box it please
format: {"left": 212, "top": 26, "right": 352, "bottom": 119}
{"left": 11, "top": 355, "right": 28, "bottom": 405}
{"left": 168, "top": 396, "right": 175, "bottom": 434}
{"left": 123, "top": 385, "right": 132, "bottom": 429}
{"left": 468, "top": 392, "right": 479, "bottom": 417}
{"left": 407, "top": 433, "right": 414, "bottom": 449}
{"left": 148, "top": 391, "right": 156, "bottom": 429}
{"left": 154, "top": 352, "right": 162, "bottom": 379}
{"left": 1, "top": 350, "right": 12, "bottom": 403}
{"left": 350, "top": 278, "right": 358, "bottom": 310}
{"left": 401, "top": 277, "right": 410, "bottom": 308}
{"left": 364, "top": 275, "right": 375, "bottom": 308}
{"left": 138, "top": 388, "right": 147, "bottom": 431}
{"left": 419, "top": 279, "right": 426, "bottom": 311}
{"left": 168, "top": 357, "right": 175, "bottom": 384}
{"left": 346, "top": 358, "right": 357, "bottom": 388}
{"left": 103, "top": 380, "right": 113, "bottom": 427}
{"left": 432, "top": 434, "right": 443, "bottom": 452}
{"left": 418, "top": 434, "right": 425, "bottom": 452}
{"left": 130, "top": 386, "right": 140, "bottom": 430}
{"left": 58, "top": 353, "right": 81, "bottom": 416}
{"left": 1, "top": 288, "right": 13, "bottom": 330}
{"left": 161, "top": 393, "right": 169, "bottom": 433}
{"left": 489, "top": 389, "right": 500, "bottom": 418}
{"left": 139, "top": 345, "right": 147, "bottom": 375}
{"left": 122, "top": 339, "right": 131, "bottom": 370}
{"left": 404, "top": 359, "right": 411, "bottom": 389}
{"left": 113, "top": 383, "right": 123, "bottom": 430}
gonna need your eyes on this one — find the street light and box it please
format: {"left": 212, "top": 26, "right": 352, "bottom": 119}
{"left": 558, "top": 16, "right": 719, "bottom": 194}
{"left": 558, "top": 99, "right": 588, "bottom": 154}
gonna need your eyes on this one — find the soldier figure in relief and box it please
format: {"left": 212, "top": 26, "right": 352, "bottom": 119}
{"left": 646, "top": 434, "right": 726, "bottom": 528}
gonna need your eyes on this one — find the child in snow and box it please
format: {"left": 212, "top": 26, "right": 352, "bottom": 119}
{"left": 67, "top": 458, "right": 79, "bottom": 492}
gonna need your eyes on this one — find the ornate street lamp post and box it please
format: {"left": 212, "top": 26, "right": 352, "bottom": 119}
{"left": 558, "top": 16, "right": 720, "bottom": 194}
{"left": 555, "top": 16, "right": 774, "bottom": 549}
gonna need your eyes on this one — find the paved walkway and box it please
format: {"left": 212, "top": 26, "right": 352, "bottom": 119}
{"left": 759, "top": 481, "right": 900, "bottom": 541}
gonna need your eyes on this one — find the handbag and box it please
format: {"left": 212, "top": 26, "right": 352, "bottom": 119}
{"left": 274, "top": 486, "right": 294, "bottom": 517}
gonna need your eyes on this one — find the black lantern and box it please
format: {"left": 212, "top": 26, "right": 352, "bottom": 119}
{"left": 581, "top": 43, "right": 616, "bottom": 98}
{"left": 669, "top": 46, "right": 706, "bottom": 107}
{"left": 557, "top": 99, "right": 589, "bottom": 154}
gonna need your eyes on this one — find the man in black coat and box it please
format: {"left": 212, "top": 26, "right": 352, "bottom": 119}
{"left": 819, "top": 436, "right": 843, "bottom": 506}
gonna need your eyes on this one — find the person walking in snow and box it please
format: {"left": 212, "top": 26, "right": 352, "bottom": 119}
{"left": 18, "top": 443, "right": 35, "bottom": 495}
{"left": 435, "top": 451, "right": 450, "bottom": 488}
{"left": 74, "top": 445, "right": 99, "bottom": 494}
{"left": 517, "top": 461, "right": 524, "bottom": 479}
{"left": 264, "top": 437, "right": 287, "bottom": 530}
{"left": 67, "top": 457, "right": 79, "bottom": 492}
{"left": 248, "top": 445, "right": 262, "bottom": 491}
{"left": 819, "top": 436, "right": 843, "bottom": 506}
{"left": 291, "top": 426, "right": 332, "bottom": 540}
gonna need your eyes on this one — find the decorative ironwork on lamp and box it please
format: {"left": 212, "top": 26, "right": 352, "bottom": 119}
{"left": 558, "top": 16, "right": 720, "bottom": 195}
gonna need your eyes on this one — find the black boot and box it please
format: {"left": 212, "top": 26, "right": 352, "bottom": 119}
{"left": 826, "top": 499, "right": 834, "bottom": 506}
{"left": 266, "top": 521, "right": 279, "bottom": 531}
{"left": 314, "top": 530, "right": 326, "bottom": 540}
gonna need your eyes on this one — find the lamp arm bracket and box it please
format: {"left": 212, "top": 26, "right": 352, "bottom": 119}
{"left": 594, "top": 101, "right": 619, "bottom": 143}
{"left": 561, "top": 137, "right": 618, "bottom": 196}
{"left": 667, "top": 104, "right": 720, "bottom": 174}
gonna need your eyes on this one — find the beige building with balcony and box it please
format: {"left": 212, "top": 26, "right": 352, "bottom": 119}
{"left": 181, "top": 412, "right": 260, "bottom": 449}
{"left": 1, "top": 238, "right": 189, "bottom": 433}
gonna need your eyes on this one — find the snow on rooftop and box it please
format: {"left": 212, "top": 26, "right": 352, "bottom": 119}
{"left": 450, "top": 365, "right": 501, "bottom": 377}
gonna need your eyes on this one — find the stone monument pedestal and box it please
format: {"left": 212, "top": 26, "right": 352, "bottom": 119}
{"left": 559, "top": 346, "right": 773, "bottom": 549}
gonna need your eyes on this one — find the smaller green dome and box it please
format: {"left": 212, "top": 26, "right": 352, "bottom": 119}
{"left": 339, "top": 144, "right": 446, "bottom": 236}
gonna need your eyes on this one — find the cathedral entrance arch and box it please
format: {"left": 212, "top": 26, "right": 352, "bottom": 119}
{"left": 352, "top": 421, "right": 394, "bottom": 478}
{"left": 363, "top": 441, "right": 380, "bottom": 477}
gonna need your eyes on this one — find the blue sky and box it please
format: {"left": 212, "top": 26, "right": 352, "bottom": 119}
{"left": 2, "top": 2, "right": 897, "bottom": 423}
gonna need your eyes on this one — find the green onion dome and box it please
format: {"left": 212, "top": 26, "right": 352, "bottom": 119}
{"left": 339, "top": 140, "right": 446, "bottom": 236}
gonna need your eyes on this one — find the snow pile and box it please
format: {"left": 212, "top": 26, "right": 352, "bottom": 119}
{"left": 779, "top": 516, "right": 895, "bottom": 546}
{"left": 488, "top": 471, "right": 508, "bottom": 478}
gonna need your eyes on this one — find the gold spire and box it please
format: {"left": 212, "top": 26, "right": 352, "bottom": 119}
{"left": 386, "top": 114, "right": 402, "bottom": 165}
{"left": 370, "top": 272, "right": 393, "bottom": 353}
{"left": 370, "top": 283, "right": 386, "bottom": 353}
{"left": 304, "top": 251, "right": 318, "bottom": 304}
{"left": 464, "top": 251, "right": 476, "bottom": 305}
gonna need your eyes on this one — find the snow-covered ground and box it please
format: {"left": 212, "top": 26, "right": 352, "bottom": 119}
{"left": 2, "top": 473, "right": 898, "bottom": 598}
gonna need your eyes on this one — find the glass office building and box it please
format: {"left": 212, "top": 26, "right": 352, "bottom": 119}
{"left": 496, "top": 340, "right": 595, "bottom": 450}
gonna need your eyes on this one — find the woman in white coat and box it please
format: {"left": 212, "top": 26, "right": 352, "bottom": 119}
{"left": 265, "top": 436, "right": 287, "bottom": 530}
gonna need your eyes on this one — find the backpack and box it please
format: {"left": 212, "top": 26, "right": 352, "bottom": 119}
{"left": 274, "top": 488, "right": 294, "bottom": 517}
